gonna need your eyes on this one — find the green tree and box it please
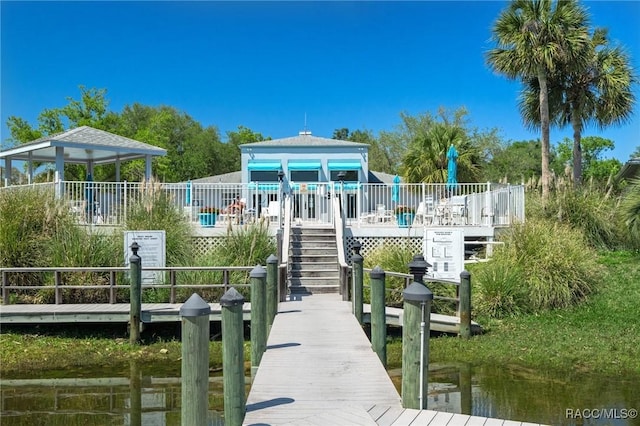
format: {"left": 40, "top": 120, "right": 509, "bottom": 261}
{"left": 519, "top": 28, "right": 636, "bottom": 186}
{"left": 487, "top": 0, "right": 590, "bottom": 199}
{"left": 554, "top": 136, "right": 621, "bottom": 183}
{"left": 399, "top": 108, "right": 481, "bottom": 183}
{"left": 484, "top": 140, "right": 543, "bottom": 183}
{"left": 332, "top": 128, "right": 397, "bottom": 174}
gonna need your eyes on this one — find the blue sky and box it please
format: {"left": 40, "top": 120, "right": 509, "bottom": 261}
{"left": 2, "top": 1, "right": 639, "bottom": 162}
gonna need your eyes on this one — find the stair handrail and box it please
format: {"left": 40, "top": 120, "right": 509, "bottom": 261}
{"left": 333, "top": 195, "right": 350, "bottom": 300}
{"left": 281, "top": 195, "right": 292, "bottom": 265}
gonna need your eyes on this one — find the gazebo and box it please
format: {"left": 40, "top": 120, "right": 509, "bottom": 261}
{"left": 0, "top": 125, "right": 166, "bottom": 186}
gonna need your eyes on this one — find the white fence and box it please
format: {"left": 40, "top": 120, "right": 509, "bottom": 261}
{"left": 1, "top": 180, "right": 525, "bottom": 228}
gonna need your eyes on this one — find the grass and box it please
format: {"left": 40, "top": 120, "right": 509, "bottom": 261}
{"left": 387, "top": 250, "right": 640, "bottom": 378}
{"left": 0, "top": 323, "right": 252, "bottom": 377}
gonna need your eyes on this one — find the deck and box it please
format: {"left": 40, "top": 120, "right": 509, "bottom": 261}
{"left": 244, "top": 293, "right": 541, "bottom": 426}
{"left": 0, "top": 302, "right": 480, "bottom": 335}
{"left": 0, "top": 302, "right": 252, "bottom": 323}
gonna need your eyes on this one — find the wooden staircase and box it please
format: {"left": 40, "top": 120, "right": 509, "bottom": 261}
{"left": 288, "top": 226, "right": 341, "bottom": 294}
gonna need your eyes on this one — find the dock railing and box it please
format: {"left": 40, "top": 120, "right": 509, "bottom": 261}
{"left": 1, "top": 266, "right": 254, "bottom": 305}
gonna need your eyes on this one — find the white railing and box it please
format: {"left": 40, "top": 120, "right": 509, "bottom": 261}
{"left": 3, "top": 180, "right": 525, "bottom": 229}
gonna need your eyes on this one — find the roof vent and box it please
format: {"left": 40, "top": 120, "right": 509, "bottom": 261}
{"left": 299, "top": 131, "right": 312, "bottom": 136}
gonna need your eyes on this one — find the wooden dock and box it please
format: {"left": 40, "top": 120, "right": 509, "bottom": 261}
{"left": 244, "top": 294, "right": 540, "bottom": 426}
{"left": 0, "top": 302, "right": 252, "bottom": 324}
{"left": 0, "top": 301, "right": 481, "bottom": 335}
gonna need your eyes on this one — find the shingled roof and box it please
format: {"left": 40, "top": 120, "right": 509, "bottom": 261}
{"left": 241, "top": 133, "right": 368, "bottom": 148}
{"left": 0, "top": 126, "right": 166, "bottom": 164}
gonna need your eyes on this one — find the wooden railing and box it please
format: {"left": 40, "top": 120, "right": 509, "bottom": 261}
{"left": 1, "top": 266, "right": 253, "bottom": 305}
{"left": 363, "top": 268, "right": 461, "bottom": 312}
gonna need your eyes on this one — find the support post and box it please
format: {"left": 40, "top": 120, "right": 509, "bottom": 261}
{"left": 250, "top": 265, "right": 267, "bottom": 379}
{"left": 221, "top": 288, "right": 246, "bottom": 426}
{"left": 370, "top": 266, "right": 387, "bottom": 367}
{"left": 266, "top": 254, "right": 278, "bottom": 333}
{"left": 351, "top": 240, "right": 363, "bottom": 324}
{"left": 180, "top": 293, "right": 211, "bottom": 426}
{"left": 459, "top": 270, "right": 471, "bottom": 338}
{"left": 129, "top": 242, "right": 142, "bottom": 344}
{"left": 401, "top": 281, "right": 433, "bottom": 409}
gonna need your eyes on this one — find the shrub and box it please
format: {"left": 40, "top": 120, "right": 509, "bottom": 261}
{"left": 472, "top": 217, "right": 603, "bottom": 318}
{"left": 363, "top": 242, "right": 416, "bottom": 307}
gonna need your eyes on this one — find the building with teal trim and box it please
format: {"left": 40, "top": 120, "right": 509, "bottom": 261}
{"left": 241, "top": 132, "right": 370, "bottom": 182}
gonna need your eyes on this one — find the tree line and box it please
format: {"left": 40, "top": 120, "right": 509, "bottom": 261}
{"left": 4, "top": 86, "right": 632, "bottom": 187}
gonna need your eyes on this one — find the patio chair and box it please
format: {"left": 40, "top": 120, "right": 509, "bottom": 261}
{"left": 375, "top": 204, "right": 394, "bottom": 223}
{"left": 414, "top": 197, "right": 435, "bottom": 225}
{"left": 265, "top": 201, "right": 280, "bottom": 223}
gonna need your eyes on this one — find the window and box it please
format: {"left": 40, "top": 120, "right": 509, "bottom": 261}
{"left": 330, "top": 170, "right": 358, "bottom": 181}
{"left": 291, "top": 170, "right": 319, "bottom": 182}
{"left": 250, "top": 170, "right": 280, "bottom": 182}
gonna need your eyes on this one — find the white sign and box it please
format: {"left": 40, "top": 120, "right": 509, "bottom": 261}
{"left": 124, "top": 231, "right": 166, "bottom": 284}
{"left": 423, "top": 228, "right": 464, "bottom": 283}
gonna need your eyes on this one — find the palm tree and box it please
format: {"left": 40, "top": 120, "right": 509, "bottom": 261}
{"left": 402, "top": 121, "right": 479, "bottom": 184}
{"left": 487, "top": 0, "right": 590, "bottom": 199}
{"left": 519, "top": 28, "right": 636, "bottom": 187}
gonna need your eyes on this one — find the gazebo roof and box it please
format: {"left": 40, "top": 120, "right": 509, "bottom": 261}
{"left": 0, "top": 126, "right": 166, "bottom": 165}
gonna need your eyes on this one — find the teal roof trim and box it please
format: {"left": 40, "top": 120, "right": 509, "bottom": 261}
{"left": 287, "top": 160, "right": 322, "bottom": 170}
{"left": 327, "top": 161, "right": 362, "bottom": 170}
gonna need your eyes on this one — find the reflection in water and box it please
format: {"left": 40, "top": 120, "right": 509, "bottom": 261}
{"left": 1, "top": 360, "right": 226, "bottom": 426}
{"left": 2, "top": 361, "right": 638, "bottom": 425}
{"left": 390, "top": 363, "right": 640, "bottom": 426}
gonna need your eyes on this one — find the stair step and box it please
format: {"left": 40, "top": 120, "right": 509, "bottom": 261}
{"left": 290, "top": 262, "right": 338, "bottom": 270}
{"left": 289, "top": 269, "right": 339, "bottom": 278}
{"left": 289, "top": 256, "right": 339, "bottom": 264}
{"left": 290, "top": 249, "right": 338, "bottom": 256}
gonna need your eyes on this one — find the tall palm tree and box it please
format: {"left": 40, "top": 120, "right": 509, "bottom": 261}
{"left": 487, "top": 0, "right": 590, "bottom": 199}
{"left": 520, "top": 28, "right": 636, "bottom": 187}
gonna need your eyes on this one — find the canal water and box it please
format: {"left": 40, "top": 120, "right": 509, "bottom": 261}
{"left": 1, "top": 361, "right": 637, "bottom": 425}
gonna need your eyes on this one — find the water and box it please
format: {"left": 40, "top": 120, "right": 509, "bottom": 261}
{"left": 2, "top": 362, "right": 638, "bottom": 425}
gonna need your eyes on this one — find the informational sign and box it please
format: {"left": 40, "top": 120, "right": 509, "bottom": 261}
{"left": 124, "top": 231, "right": 166, "bottom": 284}
{"left": 423, "top": 228, "right": 464, "bottom": 283}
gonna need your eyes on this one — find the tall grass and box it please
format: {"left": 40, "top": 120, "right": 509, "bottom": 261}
{"left": 124, "top": 178, "right": 194, "bottom": 266}
{"left": 526, "top": 179, "right": 631, "bottom": 250}
{"left": 363, "top": 242, "right": 415, "bottom": 307}
{"left": 471, "top": 217, "right": 603, "bottom": 318}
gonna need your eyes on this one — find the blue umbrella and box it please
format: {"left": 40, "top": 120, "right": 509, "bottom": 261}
{"left": 185, "top": 180, "right": 192, "bottom": 206}
{"left": 446, "top": 145, "right": 458, "bottom": 191}
{"left": 392, "top": 174, "right": 401, "bottom": 202}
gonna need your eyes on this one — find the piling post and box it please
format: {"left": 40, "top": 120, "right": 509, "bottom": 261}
{"left": 402, "top": 281, "right": 433, "bottom": 409}
{"left": 351, "top": 240, "right": 363, "bottom": 324}
{"left": 180, "top": 293, "right": 211, "bottom": 426}
{"left": 370, "top": 266, "right": 387, "bottom": 367}
{"left": 221, "top": 288, "right": 246, "bottom": 426}
{"left": 459, "top": 270, "right": 471, "bottom": 339}
{"left": 266, "top": 254, "right": 278, "bottom": 332}
{"left": 250, "top": 265, "right": 267, "bottom": 378}
{"left": 129, "top": 242, "right": 142, "bottom": 344}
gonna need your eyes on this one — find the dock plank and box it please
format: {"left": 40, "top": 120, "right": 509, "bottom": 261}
{"left": 243, "top": 293, "right": 401, "bottom": 425}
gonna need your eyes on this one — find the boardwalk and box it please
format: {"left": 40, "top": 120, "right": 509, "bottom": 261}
{"left": 0, "top": 302, "right": 479, "bottom": 335}
{"left": 244, "top": 294, "right": 541, "bottom": 426}
{"left": 0, "top": 302, "right": 251, "bottom": 323}
{"left": 244, "top": 293, "right": 401, "bottom": 425}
